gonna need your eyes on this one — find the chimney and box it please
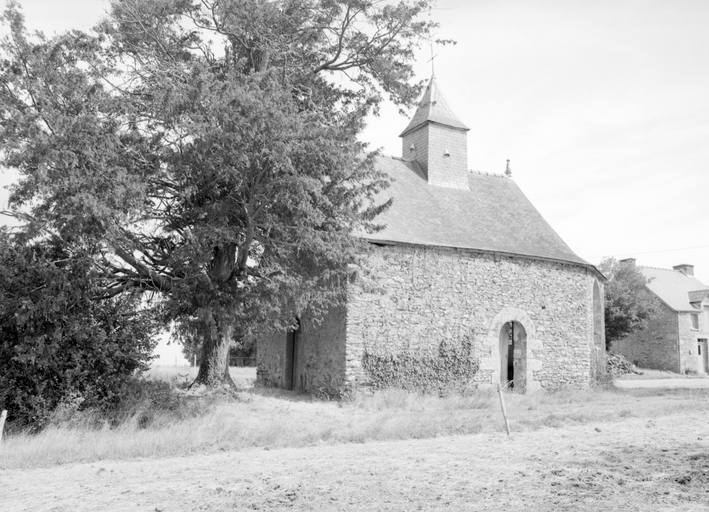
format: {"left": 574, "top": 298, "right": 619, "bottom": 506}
{"left": 673, "top": 264, "right": 694, "bottom": 276}
{"left": 619, "top": 258, "right": 636, "bottom": 267}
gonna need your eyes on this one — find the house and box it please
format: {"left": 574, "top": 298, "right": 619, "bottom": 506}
{"left": 257, "top": 76, "right": 606, "bottom": 394}
{"left": 612, "top": 260, "right": 709, "bottom": 374}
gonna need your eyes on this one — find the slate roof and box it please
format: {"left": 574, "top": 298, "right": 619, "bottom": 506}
{"left": 639, "top": 266, "right": 709, "bottom": 312}
{"left": 363, "top": 155, "right": 593, "bottom": 269}
{"left": 399, "top": 76, "right": 469, "bottom": 137}
{"left": 688, "top": 289, "right": 709, "bottom": 304}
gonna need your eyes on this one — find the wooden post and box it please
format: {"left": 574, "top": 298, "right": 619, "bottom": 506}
{"left": 497, "top": 385, "right": 511, "bottom": 436}
{"left": 0, "top": 410, "right": 7, "bottom": 444}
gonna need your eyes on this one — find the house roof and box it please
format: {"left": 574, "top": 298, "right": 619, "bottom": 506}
{"left": 639, "top": 266, "right": 709, "bottom": 312}
{"left": 399, "top": 76, "right": 469, "bottom": 137}
{"left": 688, "top": 289, "right": 709, "bottom": 304}
{"left": 362, "top": 155, "right": 593, "bottom": 269}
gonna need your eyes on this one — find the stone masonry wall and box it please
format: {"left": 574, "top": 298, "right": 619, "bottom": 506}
{"left": 590, "top": 281, "right": 607, "bottom": 382}
{"left": 345, "top": 244, "right": 600, "bottom": 391}
{"left": 611, "top": 293, "right": 679, "bottom": 372}
{"left": 678, "top": 312, "right": 696, "bottom": 374}
{"left": 256, "top": 329, "right": 286, "bottom": 389}
{"left": 256, "top": 307, "right": 347, "bottom": 393}
{"left": 678, "top": 307, "right": 709, "bottom": 374}
{"left": 295, "top": 307, "right": 347, "bottom": 392}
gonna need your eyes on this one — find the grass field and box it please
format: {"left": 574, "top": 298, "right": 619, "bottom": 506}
{"left": 2, "top": 367, "right": 708, "bottom": 472}
{"left": 3, "top": 382, "right": 709, "bottom": 510}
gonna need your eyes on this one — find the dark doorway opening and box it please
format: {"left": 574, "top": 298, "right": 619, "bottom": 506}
{"left": 507, "top": 323, "right": 515, "bottom": 386}
{"left": 499, "top": 321, "right": 527, "bottom": 391}
{"left": 285, "top": 319, "right": 300, "bottom": 390}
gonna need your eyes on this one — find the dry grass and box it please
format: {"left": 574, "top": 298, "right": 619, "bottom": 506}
{"left": 7, "top": 411, "right": 709, "bottom": 511}
{"left": 2, "top": 372, "right": 708, "bottom": 471}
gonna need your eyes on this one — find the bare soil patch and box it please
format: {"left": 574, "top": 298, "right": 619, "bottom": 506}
{"left": 617, "top": 368, "right": 709, "bottom": 380}
{"left": 2, "top": 390, "right": 709, "bottom": 511}
{"left": 616, "top": 379, "right": 709, "bottom": 389}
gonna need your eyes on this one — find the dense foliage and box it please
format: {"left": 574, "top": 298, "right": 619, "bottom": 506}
{"left": 362, "top": 337, "right": 480, "bottom": 393}
{"left": 599, "top": 257, "right": 656, "bottom": 349}
{"left": 0, "top": 231, "right": 159, "bottom": 429}
{"left": 0, "top": 0, "right": 442, "bottom": 387}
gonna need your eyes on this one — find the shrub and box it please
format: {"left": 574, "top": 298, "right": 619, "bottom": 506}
{"left": 102, "top": 379, "right": 216, "bottom": 428}
{"left": 0, "top": 233, "right": 160, "bottom": 429}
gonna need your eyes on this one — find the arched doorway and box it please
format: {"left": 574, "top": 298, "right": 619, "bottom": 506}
{"left": 499, "top": 321, "right": 527, "bottom": 391}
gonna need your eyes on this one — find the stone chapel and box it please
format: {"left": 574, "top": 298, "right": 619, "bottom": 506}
{"left": 257, "top": 76, "right": 606, "bottom": 393}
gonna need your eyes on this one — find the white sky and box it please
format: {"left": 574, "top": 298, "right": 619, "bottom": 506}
{"left": 2, "top": 0, "right": 708, "bottom": 284}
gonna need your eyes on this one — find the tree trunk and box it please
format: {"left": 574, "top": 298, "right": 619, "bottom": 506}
{"left": 192, "top": 244, "right": 238, "bottom": 388}
{"left": 192, "top": 310, "right": 236, "bottom": 389}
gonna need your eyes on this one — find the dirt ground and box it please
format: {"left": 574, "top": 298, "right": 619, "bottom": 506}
{"left": 3, "top": 407, "right": 709, "bottom": 511}
{"left": 616, "top": 368, "right": 709, "bottom": 381}
{"left": 616, "top": 379, "right": 709, "bottom": 389}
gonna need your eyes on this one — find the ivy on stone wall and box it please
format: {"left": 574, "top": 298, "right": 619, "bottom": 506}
{"left": 361, "top": 337, "right": 480, "bottom": 392}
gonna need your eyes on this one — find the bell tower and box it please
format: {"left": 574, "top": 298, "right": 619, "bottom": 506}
{"left": 399, "top": 76, "right": 470, "bottom": 189}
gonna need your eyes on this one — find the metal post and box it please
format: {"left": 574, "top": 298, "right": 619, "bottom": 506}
{"left": 0, "top": 410, "right": 7, "bottom": 444}
{"left": 497, "top": 385, "right": 510, "bottom": 436}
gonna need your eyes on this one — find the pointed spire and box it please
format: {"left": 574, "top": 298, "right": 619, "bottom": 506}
{"left": 399, "top": 76, "right": 469, "bottom": 137}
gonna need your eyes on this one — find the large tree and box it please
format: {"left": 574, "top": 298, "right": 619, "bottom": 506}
{"left": 0, "top": 0, "right": 442, "bottom": 387}
{"left": 599, "top": 257, "right": 656, "bottom": 349}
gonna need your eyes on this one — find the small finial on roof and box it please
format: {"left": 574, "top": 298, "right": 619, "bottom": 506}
{"left": 505, "top": 159, "right": 512, "bottom": 177}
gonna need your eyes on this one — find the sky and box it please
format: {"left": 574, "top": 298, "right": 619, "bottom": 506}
{"left": 1, "top": 0, "right": 708, "bottom": 284}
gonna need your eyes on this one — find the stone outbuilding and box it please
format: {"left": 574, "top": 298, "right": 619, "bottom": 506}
{"left": 257, "top": 77, "right": 606, "bottom": 394}
{"left": 612, "top": 261, "right": 709, "bottom": 374}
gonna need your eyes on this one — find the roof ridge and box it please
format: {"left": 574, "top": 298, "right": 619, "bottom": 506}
{"left": 639, "top": 265, "right": 677, "bottom": 271}
{"left": 376, "top": 153, "right": 408, "bottom": 162}
{"left": 381, "top": 157, "right": 508, "bottom": 179}
{"left": 469, "top": 169, "right": 506, "bottom": 178}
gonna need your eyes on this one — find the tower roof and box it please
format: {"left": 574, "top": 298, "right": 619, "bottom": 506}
{"left": 399, "top": 76, "right": 469, "bottom": 137}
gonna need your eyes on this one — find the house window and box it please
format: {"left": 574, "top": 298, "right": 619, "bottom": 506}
{"left": 691, "top": 314, "right": 699, "bottom": 330}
